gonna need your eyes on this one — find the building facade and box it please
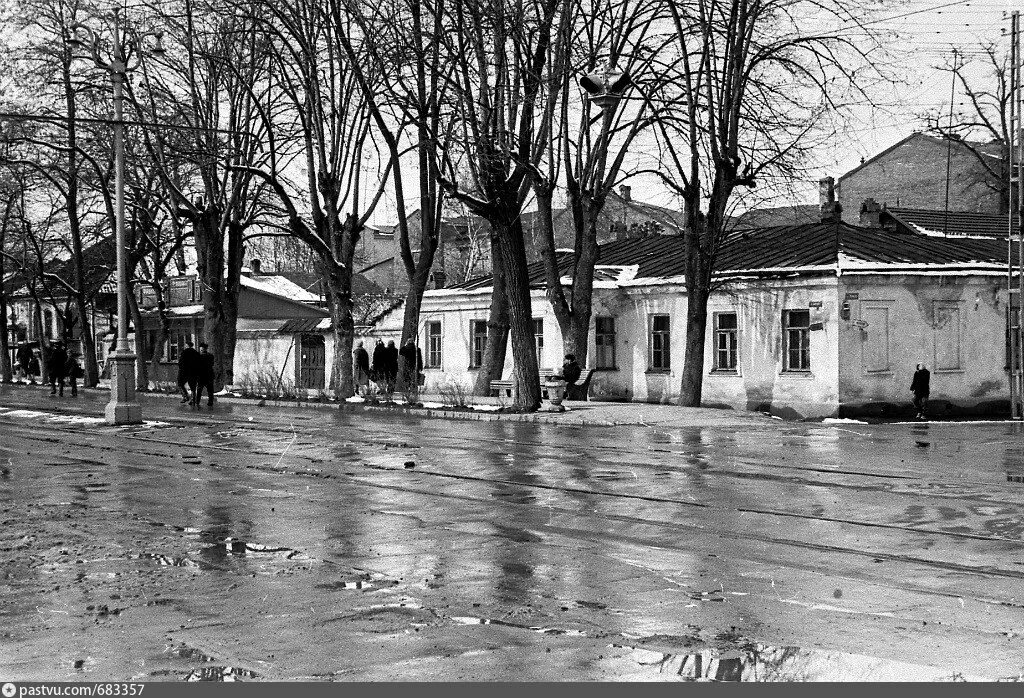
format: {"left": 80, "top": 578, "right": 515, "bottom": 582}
{"left": 374, "top": 220, "right": 1013, "bottom": 418}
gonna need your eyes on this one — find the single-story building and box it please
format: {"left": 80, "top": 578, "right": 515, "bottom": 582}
{"left": 373, "top": 213, "right": 1018, "bottom": 418}
{"left": 139, "top": 268, "right": 328, "bottom": 388}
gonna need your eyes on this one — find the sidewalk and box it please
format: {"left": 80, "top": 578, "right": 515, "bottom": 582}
{"left": 6, "top": 380, "right": 773, "bottom": 429}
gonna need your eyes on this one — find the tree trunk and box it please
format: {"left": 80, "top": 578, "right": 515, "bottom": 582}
{"left": 473, "top": 243, "right": 510, "bottom": 396}
{"left": 193, "top": 207, "right": 228, "bottom": 390}
{"left": 222, "top": 221, "right": 245, "bottom": 388}
{"left": 149, "top": 295, "right": 171, "bottom": 387}
{"left": 325, "top": 261, "right": 355, "bottom": 399}
{"left": 128, "top": 289, "right": 148, "bottom": 391}
{"left": 0, "top": 292, "right": 10, "bottom": 383}
{"left": 396, "top": 277, "right": 424, "bottom": 394}
{"left": 495, "top": 218, "right": 541, "bottom": 411}
{"left": 678, "top": 283, "right": 710, "bottom": 406}
{"left": 73, "top": 292, "right": 99, "bottom": 387}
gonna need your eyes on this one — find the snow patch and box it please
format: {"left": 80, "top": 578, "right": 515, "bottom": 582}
{"left": 420, "top": 402, "right": 446, "bottom": 409}
{"left": 822, "top": 418, "right": 868, "bottom": 424}
{"left": 214, "top": 389, "right": 237, "bottom": 397}
{"left": 345, "top": 395, "right": 366, "bottom": 403}
{"left": 471, "top": 404, "right": 501, "bottom": 412}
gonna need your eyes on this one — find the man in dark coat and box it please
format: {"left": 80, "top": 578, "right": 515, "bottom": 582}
{"left": 194, "top": 342, "right": 216, "bottom": 407}
{"left": 385, "top": 340, "right": 399, "bottom": 390}
{"left": 47, "top": 342, "right": 68, "bottom": 396}
{"left": 398, "top": 338, "right": 423, "bottom": 390}
{"left": 370, "top": 339, "right": 387, "bottom": 386}
{"left": 178, "top": 340, "right": 200, "bottom": 404}
{"left": 911, "top": 362, "right": 930, "bottom": 419}
{"left": 16, "top": 343, "right": 32, "bottom": 383}
{"left": 353, "top": 340, "right": 371, "bottom": 395}
{"left": 65, "top": 351, "right": 83, "bottom": 397}
{"left": 554, "top": 353, "right": 583, "bottom": 400}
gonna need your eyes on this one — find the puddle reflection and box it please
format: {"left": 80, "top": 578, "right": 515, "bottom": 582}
{"left": 613, "top": 642, "right": 993, "bottom": 681}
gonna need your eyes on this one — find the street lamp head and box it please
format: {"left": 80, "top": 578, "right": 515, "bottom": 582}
{"left": 66, "top": 33, "right": 86, "bottom": 50}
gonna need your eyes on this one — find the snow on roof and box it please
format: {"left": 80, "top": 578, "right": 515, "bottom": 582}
{"left": 241, "top": 274, "right": 321, "bottom": 303}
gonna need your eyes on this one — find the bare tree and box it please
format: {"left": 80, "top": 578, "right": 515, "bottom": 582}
{"left": 133, "top": 0, "right": 279, "bottom": 390}
{"left": 655, "top": 0, "right": 886, "bottom": 406}
{"left": 535, "top": 0, "right": 675, "bottom": 364}
{"left": 922, "top": 44, "right": 1011, "bottom": 215}
{"left": 433, "top": 0, "right": 565, "bottom": 409}
{"left": 234, "top": 0, "right": 393, "bottom": 398}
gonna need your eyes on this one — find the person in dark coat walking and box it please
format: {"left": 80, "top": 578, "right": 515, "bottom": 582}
{"left": 178, "top": 340, "right": 200, "bottom": 404}
{"left": 28, "top": 351, "right": 40, "bottom": 384}
{"left": 911, "top": 362, "right": 930, "bottom": 419}
{"left": 398, "top": 338, "right": 423, "bottom": 390}
{"left": 65, "top": 351, "right": 83, "bottom": 397}
{"left": 370, "top": 339, "right": 387, "bottom": 386}
{"left": 47, "top": 342, "right": 68, "bottom": 396}
{"left": 353, "top": 340, "right": 370, "bottom": 395}
{"left": 385, "top": 340, "right": 399, "bottom": 391}
{"left": 194, "top": 342, "right": 216, "bottom": 407}
{"left": 16, "top": 343, "right": 32, "bottom": 383}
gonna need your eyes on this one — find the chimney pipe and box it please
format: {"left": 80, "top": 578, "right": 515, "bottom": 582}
{"left": 859, "top": 198, "right": 883, "bottom": 228}
{"left": 819, "top": 177, "right": 842, "bottom": 222}
{"left": 620, "top": 185, "right": 631, "bottom": 202}
{"left": 250, "top": 259, "right": 262, "bottom": 275}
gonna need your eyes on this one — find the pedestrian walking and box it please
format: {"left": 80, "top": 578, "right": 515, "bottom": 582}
{"left": 371, "top": 339, "right": 388, "bottom": 390}
{"left": 178, "top": 340, "right": 200, "bottom": 404}
{"left": 47, "top": 341, "right": 68, "bottom": 397}
{"left": 16, "top": 343, "right": 32, "bottom": 383}
{"left": 398, "top": 338, "right": 423, "bottom": 390}
{"left": 911, "top": 362, "right": 930, "bottom": 419}
{"left": 65, "top": 351, "right": 83, "bottom": 397}
{"left": 194, "top": 342, "right": 216, "bottom": 407}
{"left": 28, "top": 350, "right": 40, "bottom": 384}
{"left": 385, "top": 340, "right": 399, "bottom": 391}
{"left": 353, "top": 340, "right": 370, "bottom": 395}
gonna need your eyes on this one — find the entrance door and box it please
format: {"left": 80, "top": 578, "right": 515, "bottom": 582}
{"left": 298, "top": 334, "right": 326, "bottom": 390}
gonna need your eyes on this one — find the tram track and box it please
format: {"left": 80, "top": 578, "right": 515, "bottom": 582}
{"left": 3, "top": 417, "right": 1024, "bottom": 588}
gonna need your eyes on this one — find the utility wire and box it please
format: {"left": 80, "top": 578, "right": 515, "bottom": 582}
{"left": 0, "top": 111, "right": 258, "bottom": 137}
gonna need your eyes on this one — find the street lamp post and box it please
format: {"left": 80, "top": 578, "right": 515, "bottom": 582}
{"left": 68, "top": 10, "right": 164, "bottom": 425}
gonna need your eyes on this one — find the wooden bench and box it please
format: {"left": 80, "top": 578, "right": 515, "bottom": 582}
{"left": 489, "top": 368, "right": 596, "bottom": 401}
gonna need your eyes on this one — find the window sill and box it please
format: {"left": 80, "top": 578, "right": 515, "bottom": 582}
{"left": 710, "top": 369, "right": 740, "bottom": 376}
{"left": 933, "top": 368, "right": 965, "bottom": 374}
{"left": 780, "top": 370, "right": 814, "bottom": 378}
{"left": 645, "top": 369, "right": 671, "bottom": 375}
{"left": 423, "top": 367, "right": 442, "bottom": 371}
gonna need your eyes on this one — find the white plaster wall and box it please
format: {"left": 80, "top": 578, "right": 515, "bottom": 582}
{"left": 837, "top": 274, "right": 1009, "bottom": 415}
{"left": 233, "top": 333, "right": 297, "bottom": 394}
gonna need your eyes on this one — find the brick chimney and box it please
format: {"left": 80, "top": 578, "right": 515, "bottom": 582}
{"left": 250, "top": 258, "right": 262, "bottom": 275}
{"left": 819, "top": 177, "right": 842, "bottom": 222}
{"left": 431, "top": 269, "right": 447, "bottom": 289}
{"left": 859, "top": 198, "right": 883, "bottom": 228}
{"left": 619, "top": 185, "right": 631, "bottom": 203}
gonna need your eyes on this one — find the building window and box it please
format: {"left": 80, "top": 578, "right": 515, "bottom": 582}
{"left": 714, "top": 312, "right": 738, "bottom": 371}
{"left": 470, "top": 320, "right": 488, "bottom": 368}
{"left": 784, "top": 309, "right": 811, "bottom": 371}
{"left": 933, "top": 303, "right": 962, "bottom": 371}
{"left": 533, "top": 318, "right": 544, "bottom": 366}
{"left": 649, "top": 314, "right": 670, "bottom": 371}
{"left": 425, "top": 321, "right": 442, "bottom": 368}
{"left": 595, "top": 316, "right": 616, "bottom": 369}
{"left": 166, "top": 332, "right": 190, "bottom": 362}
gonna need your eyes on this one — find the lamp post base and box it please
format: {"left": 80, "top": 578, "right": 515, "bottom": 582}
{"left": 105, "top": 351, "right": 142, "bottom": 425}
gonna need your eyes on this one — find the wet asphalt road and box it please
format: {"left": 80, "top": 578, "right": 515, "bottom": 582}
{"left": 1, "top": 385, "right": 1023, "bottom": 681}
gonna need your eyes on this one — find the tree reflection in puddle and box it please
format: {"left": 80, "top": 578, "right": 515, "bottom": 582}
{"left": 612, "top": 643, "right": 992, "bottom": 681}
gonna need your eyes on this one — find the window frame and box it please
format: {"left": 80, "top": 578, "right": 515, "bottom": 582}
{"left": 424, "top": 320, "right": 442, "bottom": 369}
{"left": 783, "top": 309, "right": 811, "bottom": 372}
{"left": 532, "top": 318, "right": 544, "bottom": 367}
{"left": 470, "top": 319, "right": 488, "bottom": 369}
{"left": 712, "top": 311, "right": 739, "bottom": 373}
{"left": 594, "top": 316, "right": 617, "bottom": 369}
{"left": 649, "top": 314, "right": 671, "bottom": 372}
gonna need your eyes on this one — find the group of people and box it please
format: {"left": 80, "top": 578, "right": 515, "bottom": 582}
{"left": 176, "top": 340, "right": 217, "bottom": 407}
{"left": 15, "top": 341, "right": 82, "bottom": 397}
{"left": 352, "top": 338, "right": 423, "bottom": 395}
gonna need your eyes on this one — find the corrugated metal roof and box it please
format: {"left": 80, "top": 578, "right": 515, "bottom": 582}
{"left": 448, "top": 221, "right": 1017, "bottom": 291}
{"left": 278, "top": 318, "right": 329, "bottom": 334}
{"left": 886, "top": 208, "right": 1016, "bottom": 238}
